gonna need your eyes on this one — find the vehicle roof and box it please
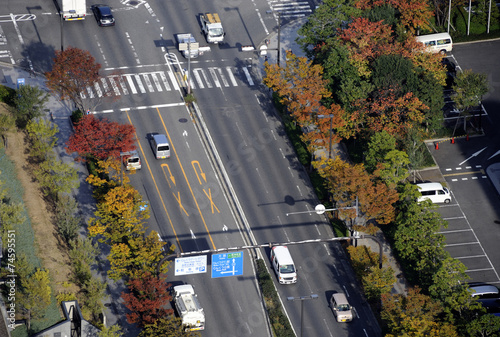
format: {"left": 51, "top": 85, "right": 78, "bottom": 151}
{"left": 331, "top": 293, "right": 349, "bottom": 304}
{"left": 416, "top": 33, "right": 452, "bottom": 41}
{"left": 416, "top": 182, "right": 445, "bottom": 190}
{"left": 470, "top": 285, "right": 499, "bottom": 297}
{"left": 272, "top": 246, "right": 294, "bottom": 265}
{"left": 152, "top": 133, "right": 169, "bottom": 143}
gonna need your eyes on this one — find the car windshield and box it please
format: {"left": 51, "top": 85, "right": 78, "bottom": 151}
{"left": 280, "top": 264, "right": 295, "bottom": 274}
{"left": 128, "top": 157, "right": 139, "bottom": 163}
{"left": 337, "top": 304, "right": 351, "bottom": 311}
{"left": 209, "top": 28, "right": 223, "bottom": 37}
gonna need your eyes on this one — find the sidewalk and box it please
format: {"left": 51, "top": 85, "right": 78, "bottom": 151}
{"left": 0, "top": 61, "right": 129, "bottom": 334}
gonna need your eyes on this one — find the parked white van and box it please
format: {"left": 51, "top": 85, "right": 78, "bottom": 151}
{"left": 330, "top": 293, "right": 354, "bottom": 322}
{"left": 417, "top": 182, "right": 451, "bottom": 204}
{"left": 149, "top": 133, "right": 170, "bottom": 159}
{"left": 416, "top": 33, "right": 453, "bottom": 54}
{"left": 270, "top": 246, "right": 297, "bottom": 284}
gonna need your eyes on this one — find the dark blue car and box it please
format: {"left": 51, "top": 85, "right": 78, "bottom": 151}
{"left": 91, "top": 4, "right": 115, "bottom": 27}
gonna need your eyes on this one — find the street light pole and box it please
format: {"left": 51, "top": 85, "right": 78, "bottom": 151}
{"left": 287, "top": 295, "right": 319, "bottom": 337}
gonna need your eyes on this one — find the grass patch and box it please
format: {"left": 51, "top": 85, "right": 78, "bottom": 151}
{"left": 256, "top": 259, "right": 294, "bottom": 337}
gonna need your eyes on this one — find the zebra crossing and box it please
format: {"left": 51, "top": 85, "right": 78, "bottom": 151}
{"left": 81, "top": 66, "right": 255, "bottom": 99}
{"left": 269, "top": 0, "right": 313, "bottom": 18}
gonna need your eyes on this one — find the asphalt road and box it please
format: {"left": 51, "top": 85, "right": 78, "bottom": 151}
{"left": 0, "top": 1, "right": 384, "bottom": 336}
{"left": 428, "top": 40, "right": 500, "bottom": 285}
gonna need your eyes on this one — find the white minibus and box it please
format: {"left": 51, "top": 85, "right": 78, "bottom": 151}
{"left": 417, "top": 182, "right": 451, "bottom": 204}
{"left": 416, "top": 33, "right": 453, "bottom": 54}
{"left": 270, "top": 246, "right": 297, "bottom": 284}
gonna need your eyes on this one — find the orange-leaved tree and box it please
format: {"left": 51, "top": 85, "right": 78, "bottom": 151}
{"left": 263, "top": 51, "right": 345, "bottom": 149}
{"left": 66, "top": 114, "right": 136, "bottom": 161}
{"left": 314, "top": 157, "right": 397, "bottom": 225}
{"left": 121, "top": 272, "right": 173, "bottom": 328}
{"left": 45, "top": 47, "right": 102, "bottom": 112}
{"left": 353, "top": 87, "right": 427, "bottom": 140}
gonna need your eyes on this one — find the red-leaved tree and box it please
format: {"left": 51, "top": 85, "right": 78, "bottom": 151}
{"left": 121, "top": 272, "right": 173, "bottom": 328}
{"left": 66, "top": 115, "right": 136, "bottom": 161}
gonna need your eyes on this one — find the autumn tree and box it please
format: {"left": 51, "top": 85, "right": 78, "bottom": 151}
{"left": 45, "top": 47, "right": 102, "bottom": 112}
{"left": 66, "top": 115, "right": 136, "bottom": 161}
{"left": 88, "top": 184, "right": 149, "bottom": 245}
{"left": 347, "top": 245, "right": 395, "bottom": 302}
{"left": 263, "top": 51, "right": 345, "bottom": 149}
{"left": 121, "top": 272, "right": 173, "bottom": 328}
{"left": 140, "top": 317, "right": 201, "bottom": 337}
{"left": 314, "top": 157, "right": 398, "bottom": 226}
{"left": 13, "top": 84, "right": 49, "bottom": 128}
{"left": 381, "top": 287, "right": 459, "bottom": 337}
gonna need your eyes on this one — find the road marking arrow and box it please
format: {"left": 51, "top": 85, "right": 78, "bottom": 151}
{"left": 459, "top": 147, "right": 487, "bottom": 166}
{"left": 488, "top": 149, "right": 500, "bottom": 160}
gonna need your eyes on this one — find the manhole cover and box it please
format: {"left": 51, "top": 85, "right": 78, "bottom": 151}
{"left": 179, "top": 118, "right": 188, "bottom": 123}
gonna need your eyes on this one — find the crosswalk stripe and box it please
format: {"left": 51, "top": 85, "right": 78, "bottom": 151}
{"left": 209, "top": 68, "right": 222, "bottom": 88}
{"left": 159, "top": 72, "right": 171, "bottom": 91}
{"left": 242, "top": 67, "right": 254, "bottom": 86}
{"left": 142, "top": 74, "right": 155, "bottom": 92}
{"left": 151, "top": 73, "right": 163, "bottom": 92}
{"left": 109, "top": 76, "right": 121, "bottom": 96}
{"left": 94, "top": 82, "right": 103, "bottom": 97}
{"left": 217, "top": 68, "right": 230, "bottom": 87}
{"left": 226, "top": 67, "right": 238, "bottom": 86}
{"left": 193, "top": 69, "right": 208, "bottom": 88}
{"left": 100, "top": 78, "right": 111, "bottom": 96}
{"left": 168, "top": 70, "right": 180, "bottom": 91}
{"left": 87, "top": 86, "right": 95, "bottom": 99}
{"left": 117, "top": 76, "right": 129, "bottom": 95}
{"left": 134, "top": 74, "right": 146, "bottom": 93}
{"left": 125, "top": 75, "right": 137, "bottom": 94}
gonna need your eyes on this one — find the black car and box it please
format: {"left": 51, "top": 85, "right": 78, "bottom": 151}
{"left": 91, "top": 5, "right": 115, "bottom": 27}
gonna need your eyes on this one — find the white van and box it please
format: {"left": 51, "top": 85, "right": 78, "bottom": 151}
{"left": 330, "top": 293, "right": 354, "bottom": 322}
{"left": 417, "top": 182, "right": 451, "bottom": 204}
{"left": 149, "top": 133, "right": 170, "bottom": 159}
{"left": 270, "top": 246, "right": 297, "bottom": 284}
{"left": 124, "top": 150, "right": 141, "bottom": 170}
{"left": 416, "top": 33, "right": 453, "bottom": 54}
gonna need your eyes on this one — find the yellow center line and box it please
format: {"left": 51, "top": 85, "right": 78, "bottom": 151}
{"left": 156, "top": 107, "right": 217, "bottom": 250}
{"left": 443, "top": 170, "right": 484, "bottom": 177}
{"left": 125, "top": 111, "right": 183, "bottom": 252}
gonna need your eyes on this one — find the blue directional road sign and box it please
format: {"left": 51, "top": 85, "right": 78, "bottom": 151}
{"left": 211, "top": 252, "right": 243, "bottom": 278}
{"left": 175, "top": 255, "right": 207, "bottom": 276}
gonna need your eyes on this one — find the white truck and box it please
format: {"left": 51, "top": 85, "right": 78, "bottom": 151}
{"left": 173, "top": 284, "right": 205, "bottom": 331}
{"left": 177, "top": 33, "right": 201, "bottom": 59}
{"left": 60, "top": 0, "right": 87, "bottom": 20}
{"left": 200, "top": 13, "right": 225, "bottom": 44}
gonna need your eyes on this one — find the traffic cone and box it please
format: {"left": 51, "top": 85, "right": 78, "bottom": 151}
{"left": 435, "top": 142, "right": 439, "bottom": 150}
{"left": 466, "top": 134, "right": 469, "bottom": 141}
{"left": 451, "top": 137, "right": 455, "bottom": 144}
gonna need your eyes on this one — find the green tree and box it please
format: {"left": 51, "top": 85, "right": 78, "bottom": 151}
{"left": 13, "top": 84, "right": 49, "bottom": 128}
{"left": 393, "top": 196, "right": 449, "bottom": 287}
{"left": 82, "top": 276, "right": 107, "bottom": 323}
{"left": 69, "top": 238, "right": 99, "bottom": 285}
{"left": 26, "top": 118, "right": 59, "bottom": 161}
{"left": 452, "top": 70, "right": 488, "bottom": 118}
{"left": 98, "top": 325, "right": 123, "bottom": 337}
{"left": 55, "top": 194, "right": 82, "bottom": 244}
{"left": 365, "top": 130, "right": 397, "bottom": 172}
{"left": 34, "top": 152, "right": 79, "bottom": 200}
{"left": 428, "top": 257, "right": 482, "bottom": 323}
{"left": 0, "top": 174, "right": 26, "bottom": 238}
{"left": 140, "top": 317, "right": 201, "bottom": 337}
{"left": 374, "top": 149, "right": 410, "bottom": 188}
{"left": 0, "top": 113, "right": 15, "bottom": 141}
{"left": 18, "top": 268, "right": 52, "bottom": 328}
{"left": 465, "top": 313, "right": 500, "bottom": 337}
